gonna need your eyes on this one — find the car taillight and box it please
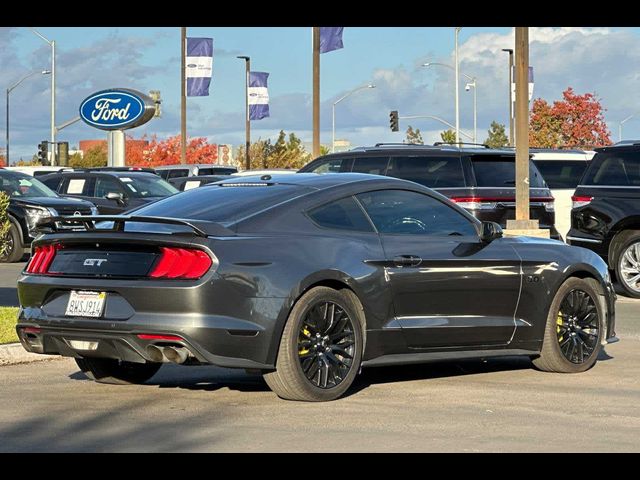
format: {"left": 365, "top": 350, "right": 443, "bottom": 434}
{"left": 450, "top": 197, "right": 497, "bottom": 210}
{"left": 572, "top": 195, "right": 593, "bottom": 209}
{"left": 25, "top": 244, "right": 60, "bottom": 274}
{"left": 149, "top": 247, "right": 212, "bottom": 279}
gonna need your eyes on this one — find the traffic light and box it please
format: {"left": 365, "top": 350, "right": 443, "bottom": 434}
{"left": 37, "top": 141, "right": 48, "bottom": 164}
{"left": 389, "top": 110, "right": 399, "bottom": 132}
{"left": 149, "top": 90, "right": 162, "bottom": 118}
{"left": 58, "top": 141, "right": 69, "bottom": 166}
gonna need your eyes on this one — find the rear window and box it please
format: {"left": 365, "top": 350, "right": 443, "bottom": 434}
{"left": 167, "top": 169, "right": 190, "bottom": 179}
{"left": 534, "top": 160, "right": 588, "bottom": 189}
{"left": 307, "top": 196, "right": 373, "bottom": 232}
{"left": 132, "top": 184, "right": 313, "bottom": 224}
{"left": 308, "top": 158, "right": 345, "bottom": 173}
{"left": 471, "top": 156, "right": 546, "bottom": 188}
{"left": 582, "top": 151, "right": 640, "bottom": 186}
{"left": 386, "top": 156, "right": 465, "bottom": 188}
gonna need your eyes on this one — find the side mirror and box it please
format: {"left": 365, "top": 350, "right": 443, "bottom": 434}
{"left": 480, "top": 221, "right": 503, "bottom": 243}
{"left": 105, "top": 191, "right": 125, "bottom": 204}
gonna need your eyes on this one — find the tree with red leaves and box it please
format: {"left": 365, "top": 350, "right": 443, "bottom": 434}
{"left": 125, "top": 135, "right": 219, "bottom": 167}
{"left": 529, "top": 87, "right": 612, "bottom": 148}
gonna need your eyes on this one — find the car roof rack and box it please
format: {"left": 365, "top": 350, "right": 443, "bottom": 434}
{"left": 433, "top": 141, "right": 490, "bottom": 148}
{"left": 372, "top": 142, "right": 439, "bottom": 148}
{"left": 72, "top": 166, "right": 157, "bottom": 173}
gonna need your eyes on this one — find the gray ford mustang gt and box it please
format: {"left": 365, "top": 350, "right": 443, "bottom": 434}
{"left": 16, "top": 173, "right": 617, "bottom": 401}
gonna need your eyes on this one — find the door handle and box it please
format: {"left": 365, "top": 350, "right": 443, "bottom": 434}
{"left": 392, "top": 255, "right": 423, "bottom": 267}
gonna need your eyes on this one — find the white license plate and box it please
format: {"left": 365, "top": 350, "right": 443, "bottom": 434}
{"left": 65, "top": 291, "right": 106, "bottom": 318}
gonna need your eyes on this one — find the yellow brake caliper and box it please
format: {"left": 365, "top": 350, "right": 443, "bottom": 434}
{"left": 299, "top": 327, "right": 311, "bottom": 356}
{"left": 557, "top": 313, "right": 563, "bottom": 342}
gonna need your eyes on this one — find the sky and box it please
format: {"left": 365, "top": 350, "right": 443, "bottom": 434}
{"left": 2, "top": 26, "right": 640, "bottom": 162}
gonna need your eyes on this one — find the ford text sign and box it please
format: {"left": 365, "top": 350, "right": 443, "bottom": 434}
{"left": 79, "top": 88, "right": 156, "bottom": 130}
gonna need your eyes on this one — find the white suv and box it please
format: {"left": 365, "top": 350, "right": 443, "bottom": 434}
{"left": 531, "top": 149, "right": 594, "bottom": 241}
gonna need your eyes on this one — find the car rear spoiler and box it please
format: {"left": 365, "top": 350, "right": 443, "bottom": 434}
{"left": 36, "top": 215, "right": 233, "bottom": 238}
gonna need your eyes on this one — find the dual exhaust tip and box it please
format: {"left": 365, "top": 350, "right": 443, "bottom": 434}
{"left": 146, "top": 344, "right": 189, "bottom": 364}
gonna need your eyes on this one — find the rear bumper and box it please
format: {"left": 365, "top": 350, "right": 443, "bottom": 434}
{"left": 16, "top": 309, "right": 275, "bottom": 370}
{"left": 17, "top": 273, "right": 287, "bottom": 370}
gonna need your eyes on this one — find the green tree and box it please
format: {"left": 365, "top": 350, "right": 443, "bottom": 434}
{"left": 71, "top": 145, "right": 107, "bottom": 168}
{"left": 320, "top": 145, "right": 330, "bottom": 156}
{"left": 405, "top": 125, "right": 424, "bottom": 144}
{"left": 440, "top": 129, "right": 457, "bottom": 144}
{"left": 484, "top": 121, "right": 509, "bottom": 148}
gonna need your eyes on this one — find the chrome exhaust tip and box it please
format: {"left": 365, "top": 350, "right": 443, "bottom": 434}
{"left": 163, "top": 346, "right": 188, "bottom": 364}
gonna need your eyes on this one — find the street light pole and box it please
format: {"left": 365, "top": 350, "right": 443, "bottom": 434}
{"left": 5, "top": 70, "right": 50, "bottom": 165}
{"left": 237, "top": 56, "right": 251, "bottom": 170}
{"left": 29, "top": 28, "right": 55, "bottom": 165}
{"left": 454, "top": 27, "right": 462, "bottom": 144}
{"left": 620, "top": 114, "right": 635, "bottom": 142}
{"left": 502, "top": 48, "right": 514, "bottom": 146}
{"left": 422, "top": 63, "right": 477, "bottom": 143}
{"left": 331, "top": 84, "right": 375, "bottom": 153}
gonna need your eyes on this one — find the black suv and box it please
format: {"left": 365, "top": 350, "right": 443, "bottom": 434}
{"left": 568, "top": 143, "right": 640, "bottom": 297}
{"left": 1, "top": 169, "right": 97, "bottom": 262}
{"left": 300, "top": 144, "right": 559, "bottom": 238}
{"left": 40, "top": 170, "right": 178, "bottom": 214}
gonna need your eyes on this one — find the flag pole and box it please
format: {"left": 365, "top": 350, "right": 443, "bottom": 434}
{"left": 312, "top": 27, "right": 320, "bottom": 159}
{"left": 181, "top": 27, "right": 187, "bottom": 165}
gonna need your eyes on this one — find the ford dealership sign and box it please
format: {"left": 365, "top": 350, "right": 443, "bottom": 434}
{"left": 79, "top": 88, "right": 156, "bottom": 130}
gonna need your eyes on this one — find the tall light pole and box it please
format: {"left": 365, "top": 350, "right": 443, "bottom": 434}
{"left": 620, "top": 114, "right": 635, "bottom": 142}
{"left": 332, "top": 84, "right": 375, "bottom": 152}
{"left": 29, "top": 28, "right": 55, "bottom": 165}
{"left": 237, "top": 56, "right": 251, "bottom": 170}
{"left": 5, "top": 70, "right": 50, "bottom": 165}
{"left": 454, "top": 27, "right": 462, "bottom": 144}
{"left": 502, "top": 48, "right": 514, "bottom": 146}
{"left": 422, "top": 63, "right": 477, "bottom": 143}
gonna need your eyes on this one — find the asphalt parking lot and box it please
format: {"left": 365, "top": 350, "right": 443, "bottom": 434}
{"left": 1, "top": 262, "right": 639, "bottom": 452}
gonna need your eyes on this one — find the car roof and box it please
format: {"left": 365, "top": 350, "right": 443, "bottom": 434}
{"left": 43, "top": 170, "right": 159, "bottom": 178}
{"left": 530, "top": 150, "right": 591, "bottom": 161}
{"left": 154, "top": 164, "right": 236, "bottom": 169}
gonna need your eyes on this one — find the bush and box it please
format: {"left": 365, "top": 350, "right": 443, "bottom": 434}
{"left": 0, "top": 192, "right": 11, "bottom": 258}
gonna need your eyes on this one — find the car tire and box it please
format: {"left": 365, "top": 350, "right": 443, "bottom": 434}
{"left": 615, "top": 231, "right": 640, "bottom": 298}
{"left": 1, "top": 223, "right": 23, "bottom": 263}
{"left": 75, "top": 357, "right": 162, "bottom": 385}
{"left": 263, "top": 286, "right": 365, "bottom": 402}
{"left": 532, "top": 277, "right": 603, "bottom": 373}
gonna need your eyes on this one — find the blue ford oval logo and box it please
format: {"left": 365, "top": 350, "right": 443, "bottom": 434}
{"left": 79, "top": 89, "right": 147, "bottom": 130}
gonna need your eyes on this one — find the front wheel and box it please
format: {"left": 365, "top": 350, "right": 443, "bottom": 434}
{"left": 1, "top": 223, "right": 23, "bottom": 263}
{"left": 263, "top": 287, "right": 365, "bottom": 402}
{"left": 616, "top": 232, "right": 640, "bottom": 298}
{"left": 533, "top": 277, "right": 603, "bottom": 373}
{"left": 75, "top": 357, "right": 162, "bottom": 385}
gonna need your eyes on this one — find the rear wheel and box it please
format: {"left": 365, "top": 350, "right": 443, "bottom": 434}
{"left": 533, "top": 277, "right": 603, "bottom": 373}
{"left": 75, "top": 357, "right": 162, "bottom": 385}
{"left": 615, "top": 231, "right": 640, "bottom": 298}
{"left": 263, "top": 287, "right": 364, "bottom": 401}
{"left": 1, "top": 223, "right": 23, "bottom": 263}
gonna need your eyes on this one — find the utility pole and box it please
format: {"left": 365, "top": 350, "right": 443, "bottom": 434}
{"left": 504, "top": 27, "right": 547, "bottom": 238}
{"left": 312, "top": 27, "right": 320, "bottom": 158}
{"left": 237, "top": 56, "right": 251, "bottom": 170}
{"left": 180, "top": 27, "right": 187, "bottom": 165}
{"left": 502, "top": 48, "right": 514, "bottom": 146}
{"left": 454, "top": 27, "right": 462, "bottom": 144}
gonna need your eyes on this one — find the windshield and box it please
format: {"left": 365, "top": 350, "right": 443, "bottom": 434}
{"left": 534, "top": 160, "right": 589, "bottom": 189}
{"left": 0, "top": 172, "right": 58, "bottom": 198}
{"left": 118, "top": 175, "right": 178, "bottom": 198}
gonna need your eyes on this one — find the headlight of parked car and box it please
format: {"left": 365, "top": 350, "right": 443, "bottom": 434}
{"left": 24, "top": 206, "right": 56, "bottom": 236}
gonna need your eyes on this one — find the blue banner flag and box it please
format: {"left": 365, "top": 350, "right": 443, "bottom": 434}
{"left": 249, "top": 71, "right": 270, "bottom": 120}
{"left": 186, "top": 37, "right": 213, "bottom": 96}
{"left": 320, "top": 27, "right": 344, "bottom": 54}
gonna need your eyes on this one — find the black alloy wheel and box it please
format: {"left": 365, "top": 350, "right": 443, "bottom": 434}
{"left": 555, "top": 289, "right": 600, "bottom": 364}
{"left": 297, "top": 301, "right": 356, "bottom": 389}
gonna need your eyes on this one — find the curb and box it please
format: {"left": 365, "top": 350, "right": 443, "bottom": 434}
{"left": 0, "top": 343, "right": 59, "bottom": 366}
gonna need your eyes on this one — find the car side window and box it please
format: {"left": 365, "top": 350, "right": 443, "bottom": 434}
{"left": 351, "top": 157, "right": 390, "bottom": 175}
{"left": 309, "top": 158, "right": 345, "bottom": 173}
{"left": 387, "top": 156, "right": 465, "bottom": 188}
{"left": 168, "top": 169, "right": 190, "bottom": 179}
{"left": 308, "top": 196, "right": 374, "bottom": 232}
{"left": 198, "top": 168, "right": 213, "bottom": 176}
{"left": 356, "top": 189, "right": 478, "bottom": 236}
{"left": 95, "top": 176, "right": 124, "bottom": 198}
{"left": 41, "top": 176, "right": 62, "bottom": 192}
